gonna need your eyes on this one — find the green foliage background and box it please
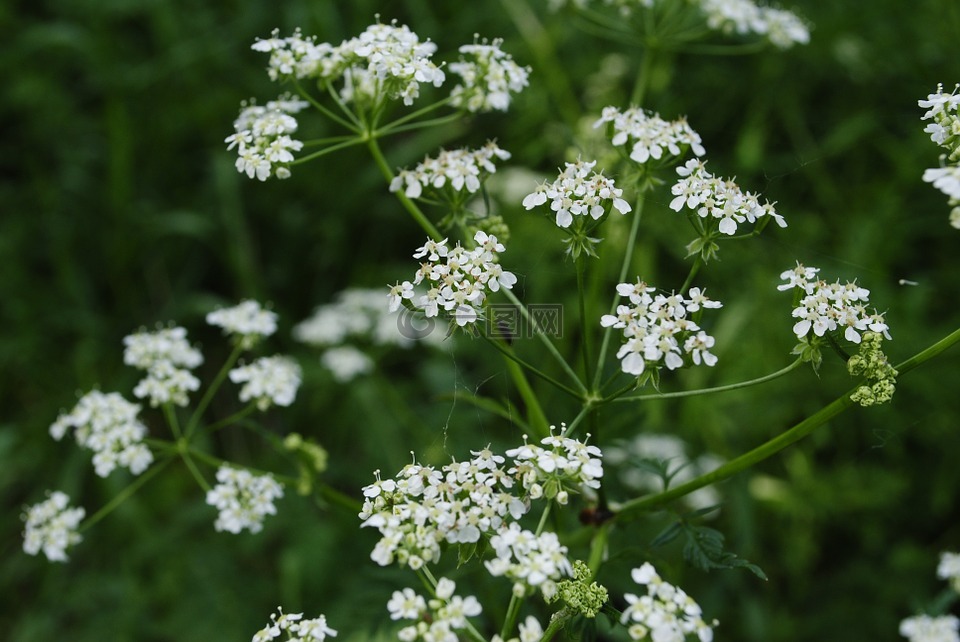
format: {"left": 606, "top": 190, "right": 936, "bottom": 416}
{"left": 2, "top": 1, "right": 958, "bottom": 640}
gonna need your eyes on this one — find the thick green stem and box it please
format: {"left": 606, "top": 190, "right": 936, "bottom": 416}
{"left": 614, "top": 327, "right": 960, "bottom": 522}
{"left": 367, "top": 136, "right": 443, "bottom": 241}
{"left": 587, "top": 522, "right": 612, "bottom": 577}
{"left": 504, "top": 358, "right": 551, "bottom": 440}
{"left": 630, "top": 44, "right": 657, "bottom": 106}
{"left": 576, "top": 255, "right": 595, "bottom": 387}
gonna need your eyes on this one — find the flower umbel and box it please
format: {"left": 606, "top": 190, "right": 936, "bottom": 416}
{"left": 22, "top": 491, "right": 85, "bottom": 562}
{"left": 522, "top": 158, "right": 631, "bottom": 229}
{"left": 594, "top": 105, "right": 706, "bottom": 167}
{"left": 449, "top": 37, "right": 531, "bottom": 113}
{"left": 49, "top": 390, "right": 154, "bottom": 477}
{"left": 252, "top": 607, "right": 337, "bottom": 642}
{"left": 225, "top": 95, "right": 307, "bottom": 181}
{"left": 206, "top": 300, "right": 278, "bottom": 349}
{"left": 621, "top": 563, "right": 717, "bottom": 641}
{"left": 229, "top": 355, "right": 302, "bottom": 411}
{"left": 206, "top": 466, "right": 284, "bottom": 534}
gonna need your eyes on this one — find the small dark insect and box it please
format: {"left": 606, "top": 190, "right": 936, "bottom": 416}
{"left": 579, "top": 506, "right": 614, "bottom": 526}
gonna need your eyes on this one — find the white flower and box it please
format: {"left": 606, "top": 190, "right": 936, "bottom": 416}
{"left": 50, "top": 390, "right": 153, "bottom": 477}
{"left": 938, "top": 551, "right": 960, "bottom": 593}
{"left": 387, "top": 588, "right": 427, "bottom": 620}
{"left": 594, "top": 106, "right": 705, "bottom": 165}
{"left": 320, "top": 346, "right": 374, "bottom": 382}
{"left": 699, "top": 0, "right": 809, "bottom": 48}
{"left": 22, "top": 491, "right": 85, "bottom": 562}
{"left": 229, "top": 355, "right": 302, "bottom": 411}
{"left": 523, "top": 158, "right": 630, "bottom": 229}
{"left": 226, "top": 94, "right": 306, "bottom": 181}
{"left": 779, "top": 265, "right": 889, "bottom": 344}
{"left": 391, "top": 142, "right": 511, "bottom": 199}
{"left": 670, "top": 158, "right": 784, "bottom": 235}
{"left": 207, "top": 300, "right": 278, "bottom": 348}
{"left": 389, "top": 232, "right": 516, "bottom": 328}
{"left": 923, "top": 165, "right": 960, "bottom": 201}
{"left": 622, "top": 563, "right": 716, "bottom": 642}
{"left": 899, "top": 614, "right": 960, "bottom": 642}
{"left": 132, "top": 359, "right": 201, "bottom": 408}
{"left": 123, "top": 326, "right": 203, "bottom": 407}
{"left": 449, "top": 38, "right": 531, "bottom": 112}
{"left": 605, "top": 280, "right": 722, "bottom": 375}
{"left": 252, "top": 607, "right": 336, "bottom": 642}
{"left": 206, "top": 466, "right": 284, "bottom": 534}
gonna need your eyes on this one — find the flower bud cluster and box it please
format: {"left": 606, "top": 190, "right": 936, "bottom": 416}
{"left": 621, "top": 563, "right": 717, "bottom": 642}
{"left": 522, "top": 158, "right": 631, "bottom": 229}
{"left": 206, "top": 466, "right": 284, "bottom": 534}
{"left": 670, "top": 159, "right": 785, "bottom": 235}
{"left": 778, "top": 263, "right": 890, "bottom": 344}
{"left": 602, "top": 280, "right": 722, "bottom": 376}
{"left": 847, "top": 332, "right": 898, "bottom": 407}
{"left": 449, "top": 38, "right": 532, "bottom": 113}
{"left": 387, "top": 232, "right": 517, "bottom": 327}
{"left": 252, "top": 607, "right": 337, "bottom": 642}
{"left": 594, "top": 106, "right": 705, "bottom": 166}
{"left": 124, "top": 326, "right": 203, "bottom": 407}
{"left": 229, "top": 356, "right": 302, "bottom": 411}
{"left": 225, "top": 96, "right": 307, "bottom": 181}
{"left": 387, "top": 578, "right": 483, "bottom": 642}
{"left": 919, "top": 84, "right": 960, "bottom": 229}
{"left": 50, "top": 390, "right": 154, "bottom": 477}
{"left": 21, "top": 491, "right": 85, "bottom": 562}
{"left": 390, "top": 142, "right": 511, "bottom": 199}
{"left": 549, "top": 559, "right": 609, "bottom": 618}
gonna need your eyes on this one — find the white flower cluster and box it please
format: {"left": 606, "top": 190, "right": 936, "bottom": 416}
{"left": 522, "top": 158, "right": 631, "bottom": 229}
{"left": 124, "top": 326, "right": 203, "bottom": 407}
{"left": 225, "top": 96, "right": 307, "bottom": 181}
{"left": 253, "top": 22, "right": 445, "bottom": 106}
{"left": 548, "top": 0, "right": 808, "bottom": 48}
{"left": 449, "top": 38, "right": 531, "bottom": 113}
{"left": 252, "top": 607, "right": 337, "bottom": 642}
{"left": 778, "top": 263, "right": 890, "bottom": 344}
{"left": 387, "top": 231, "right": 517, "bottom": 327}
{"left": 22, "top": 491, "right": 85, "bottom": 562}
{"left": 206, "top": 466, "right": 284, "bottom": 534}
{"left": 387, "top": 578, "right": 483, "bottom": 642}
{"left": 506, "top": 425, "right": 604, "bottom": 503}
{"left": 621, "top": 563, "right": 716, "bottom": 642}
{"left": 939, "top": 551, "right": 960, "bottom": 593}
{"left": 602, "top": 280, "right": 722, "bottom": 376}
{"left": 207, "top": 300, "right": 278, "bottom": 349}
{"left": 390, "top": 142, "right": 511, "bottom": 199}
{"left": 50, "top": 390, "right": 154, "bottom": 477}
{"left": 360, "top": 448, "right": 527, "bottom": 570}
{"left": 485, "top": 524, "right": 573, "bottom": 599}
{"left": 360, "top": 431, "right": 600, "bottom": 599}
{"left": 605, "top": 433, "right": 723, "bottom": 512}
{"left": 594, "top": 106, "right": 706, "bottom": 166}
{"left": 670, "top": 159, "right": 785, "bottom": 235}
{"left": 919, "top": 84, "right": 960, "bottom": 229}
{"left": 229, "top": 356, "right": 302, "bottom": 411}
{"left": 899, "top": 615, "right": 960, "bottom": 642}
{"left": 698, "top": 0, "right": 810, "bottom": 49}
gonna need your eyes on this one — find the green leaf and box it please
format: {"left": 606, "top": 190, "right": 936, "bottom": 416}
{"left": 457, "top": 541, "right": 478, "bottom": 568}
{"left": 682, "top": 524, "right": 768, "bottom": 581}
{"left": 650, "top": 521, "right": 683, "bottom": 548}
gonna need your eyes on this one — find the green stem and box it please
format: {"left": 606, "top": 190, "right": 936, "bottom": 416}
{"left": 614, "top": 327, "right": 960, "bottom": 522}
{"left": 185, "top": 446, "right": 298, "bottom": 487}
{"left": 162, "top": 403, "right": 182, "bottom": 441}
{"left": 593, "top": 189, "right": 647, "bottom": 390}
{"left": 203, "top": 404, "right": 257, "bottom": 434}
{"left": 300, "top": 135, "right": 358, "bottom": 147}
{"left": 483, "top": 336, "right": 584, "bottom": 399}
{"left": 184, "top": 341, "right": 246, "bottom": 439}
{"left": 630, "top": 44, "right": 657, "bottom": 106}
{"left": 322, "top": 79, "right": 365, "bottom": 131}
{"left": 678, "top": 255, "right": 703, "bottom": 294}
{"left": 374, "top": 97, "right": 453, "bottom": 134}
{"left": 79, "top": 457, "right": 173, "bottom": 532}
{"left": 504, "top": 358, "right": 551, "bottom": 440}
{"left": 566, "top": 403, "right": 593, "bottom": 433}
{"left": 502, "top": 289, "right": 587, "bottom": 395}
{"left": 613, "top": 358, "right": 802, "bottom": 402}
{"left": 367, "top": 136, "right": 443, "bottom": 241}
{"left": 317, "top": 482, "right": 363, "bottom": 514}
{"left": 587, "top": 521, "right": 612, "bottom": 577}
{"left": 181, "top": 449, "right": 211, "bottom": 493}
{"left": 290, "top": 137, "right": 367, "bottom": 164}
{"left": 293, "top": 79, "right": 360, "bottom": 133}
{"left": 576, "top": 255, "right": 595, "bottom": 387}
{"left": 374, "top": 112, "right": 463, "bottom": 136}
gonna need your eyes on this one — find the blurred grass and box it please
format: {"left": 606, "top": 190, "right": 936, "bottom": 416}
{"left": 2, "top": 1, "right": 959, "bottom": 640}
